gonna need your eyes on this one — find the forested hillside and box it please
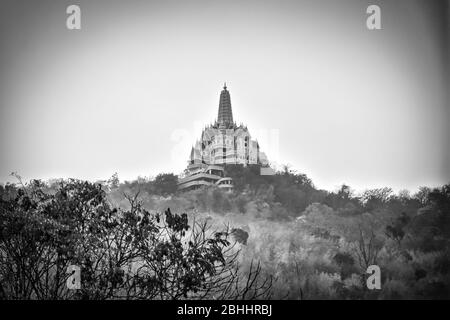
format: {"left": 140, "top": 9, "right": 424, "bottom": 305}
{"left": 1, "top": 168, "right": 449, "bottom": 299}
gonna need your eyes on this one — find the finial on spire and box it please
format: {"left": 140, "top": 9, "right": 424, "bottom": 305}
{"left": 223, "top": 82, "right": 227, "bottom": 90}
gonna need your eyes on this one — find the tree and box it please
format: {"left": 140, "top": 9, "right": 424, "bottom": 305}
{"left": 408, "top": 184, "right": 450, "bottom": 251}
{"left": 338, "top": 184, "right": 352, "bottom": 199}
{"left": 107, "top": 172, "right": 120, "bottom": 189}
{"left": 153, "top": 173, "right": 178, "bottom": 196}
{"left": 303, "top": 204, "right": 385, "bottom": 271}
{"left": 0, "top": 179, "right": 271, "bottom": 299}
{"left": 385, "top": 212, "right": 410, "bottom": 247}
{"left": 414, "top": 186, "right": 432, "bottom": 206}
{"left": 360, "top": 187, "right": 393, "bottom": 211}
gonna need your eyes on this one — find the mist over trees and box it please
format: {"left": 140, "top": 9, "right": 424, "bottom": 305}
{"left": 1, "top": 167, "right": 449, "bottom": 299}
{"left": 0, "top": 178, "right": 270, "bottom": 299}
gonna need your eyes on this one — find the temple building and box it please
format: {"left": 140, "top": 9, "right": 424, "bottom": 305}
{"left": 178, "top": 84, "right": 268, "bottom": 191}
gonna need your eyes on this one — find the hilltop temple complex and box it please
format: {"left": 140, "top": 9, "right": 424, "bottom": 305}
{"left": 178, "top": 84, "right": 268, "bottom": 191}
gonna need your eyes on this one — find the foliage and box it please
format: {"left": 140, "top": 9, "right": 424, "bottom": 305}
{"left": 153, "top": 173, "right": 178, "bottom": 196}
{"left": 3, "top": 167, "right": 450, "bottom": 299}
{"left": 0, "top": 179, "right": 271, "bottom": 300}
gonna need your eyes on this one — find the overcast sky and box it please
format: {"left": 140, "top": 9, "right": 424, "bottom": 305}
{"left": 0, "top": 0, "right": 448, "bottom": 193}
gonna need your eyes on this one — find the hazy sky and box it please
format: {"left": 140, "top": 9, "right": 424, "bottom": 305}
{"left": 0, "top": 0, "right": 449, "bottom": 193}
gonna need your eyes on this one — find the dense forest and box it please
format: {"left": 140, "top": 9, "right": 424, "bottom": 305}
{"left": 1, "top": 167, "right": 449, "bottom": 299}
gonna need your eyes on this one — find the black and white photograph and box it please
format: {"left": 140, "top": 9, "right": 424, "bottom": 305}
{"left": 0, "top": 0, "right": 449, "bottom": 306}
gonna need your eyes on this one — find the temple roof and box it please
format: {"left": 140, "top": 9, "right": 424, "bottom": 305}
{"left": 217, "top": 83, "right": 234, "bottom": 129}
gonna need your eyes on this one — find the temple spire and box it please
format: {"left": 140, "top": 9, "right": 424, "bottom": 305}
{"left": 218, "top": 83, "right": 233, "bottom": 129}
